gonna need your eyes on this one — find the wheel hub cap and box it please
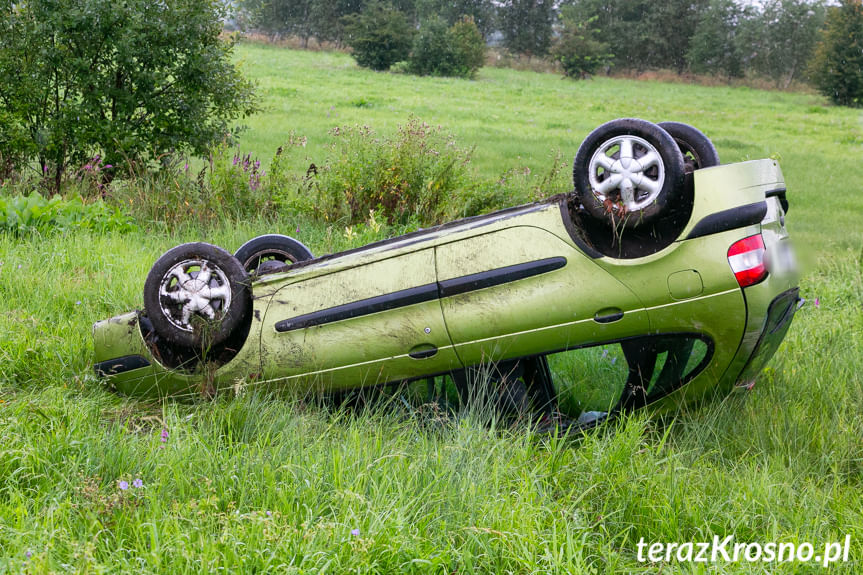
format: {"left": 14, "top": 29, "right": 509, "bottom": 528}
{"left": 158, "top": 259, "right": 232, "bottom": 333}
{"left": 588, "top": 135, "right": 665, "bottom": 212}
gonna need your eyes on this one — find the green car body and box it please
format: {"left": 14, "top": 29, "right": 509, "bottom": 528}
{"left": 93, "top": 159, "right": 800, "bottom": 419}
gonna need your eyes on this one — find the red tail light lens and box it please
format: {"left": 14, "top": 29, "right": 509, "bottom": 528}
{"left": 728, "top": 234, "right": 768, "bottom": 287}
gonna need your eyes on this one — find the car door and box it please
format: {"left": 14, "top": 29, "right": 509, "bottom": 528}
{"left": 259, "top": 248, "right": 460, "bottom": 389}
{"left": 435, "top": 226, "right": 648, "bottom": 366}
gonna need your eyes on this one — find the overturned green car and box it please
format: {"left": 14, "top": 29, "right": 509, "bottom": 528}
{"left": 93, "top": 119, "right": 801, "bottom": 426}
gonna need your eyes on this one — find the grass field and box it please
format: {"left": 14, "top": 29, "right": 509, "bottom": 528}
{"left": 1, "top": 44, "right": 862, "bottom": 573}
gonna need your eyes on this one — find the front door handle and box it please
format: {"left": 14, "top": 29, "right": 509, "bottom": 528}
{"left": 594, "top": 308, "right": 624, "bottom": 324}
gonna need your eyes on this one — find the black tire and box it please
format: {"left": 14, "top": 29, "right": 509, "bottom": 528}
{"left": 573, "top": 118, "right": 686, "bottom": 228}
{"left": 234, "top": 234, "right": 314, "bottom": 274}
{"left": 143, "top": 242, "right": 250, "bottom": 349}
{"left": 658, "top": 121, "right": 720, "bottom": 172}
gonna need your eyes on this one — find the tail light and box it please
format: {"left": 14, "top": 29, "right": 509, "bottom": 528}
{"left": 728, "top": 234, "right": 768, "bottom": 287}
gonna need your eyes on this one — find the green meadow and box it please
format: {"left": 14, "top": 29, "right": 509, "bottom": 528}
{"left": 1, "top": 44, "right": 861, "bottom": 573}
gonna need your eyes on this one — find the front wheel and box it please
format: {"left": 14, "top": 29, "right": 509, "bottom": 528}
{"left": 573, "top": 118, "right": 686, "bottom": 228}
{"left": 143, "top": 242, "right": 250, "bottom": 349}
{"left": 234, "top": 234, "right": 314, "bottom": 275}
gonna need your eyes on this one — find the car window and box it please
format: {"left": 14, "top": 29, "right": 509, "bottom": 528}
{"left": 551, "top": 336, "right": 711, "bottom": 424}
{"left": 549, "top": 344, "right": 629, "bottom": 423}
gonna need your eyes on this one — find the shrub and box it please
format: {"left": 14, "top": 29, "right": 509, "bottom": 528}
{"left": 809, "top": 0, "right": 863, "bottom": 107}
{"left": 408, "top": 17, "right": 486, "bottom": 79}
{"left": 453, "top": 150, "right": 570, "bottom": 218}
{"left": 551, "top": 12, "right": 612, "bottom": 79}
{"left": 0, "top": 0, "right": 257, "bottom": 190}
{"left": 342, "top": 2, "right": 414, "bottom": 71}
{"left": 305, "top": 119, "right": 473, "bottom": 226}
{"left": 449, "top": 17, "right": 487, "bottom": 77}
{"left": 207, "top": 144, "right": 267, "bottom": 217}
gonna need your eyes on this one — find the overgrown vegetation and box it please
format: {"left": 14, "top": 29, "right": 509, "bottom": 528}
{"left": 0, "top": 193, "right": 135, "bottom": 236}
{"left": 298, "top": 120, "right": 472, "bottom": 224}
{"left": 0, "top": 114, "right": 553, "bottom": 232}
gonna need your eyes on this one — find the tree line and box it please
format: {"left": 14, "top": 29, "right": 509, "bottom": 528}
{"left": 1, "top": 0, "right": 860, "bottom": 192}
{"left": 239, "top": 0, "right": 863, "bottom": 105}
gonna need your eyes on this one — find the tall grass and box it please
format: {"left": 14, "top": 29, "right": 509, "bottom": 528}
{"left": 1, "top": 46, "right": 861, "bottom": 572}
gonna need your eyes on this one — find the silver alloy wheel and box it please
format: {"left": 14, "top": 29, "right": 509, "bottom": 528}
{"left": 588, "top": 135, "right": 665, "bottom": 212}
{"left": 158, "top": 259, "right": 232, "bottom": 333}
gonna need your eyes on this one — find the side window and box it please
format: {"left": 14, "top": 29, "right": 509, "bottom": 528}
{"left": 550, "top": 336, "right": 711, "bottom": 425}
{"left": 549, "top": 344, "right": 628, "bottom": 425}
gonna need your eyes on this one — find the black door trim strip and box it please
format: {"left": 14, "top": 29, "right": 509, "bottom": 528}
{"left": 274, "top": 257, "right": 567, "bottom": 333}
{"left": 438, "top": 257, "right": 567, "bottom": 298}
{"left": 275, "top": 283, "right": 439, "bottom": 332}
{"left": 684, "top": 201, "right": 767, "bottom": 241}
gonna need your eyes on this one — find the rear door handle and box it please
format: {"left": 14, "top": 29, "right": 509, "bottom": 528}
{"left": 594, "top": 308, "right": 624, "bottom": 324}
{"left": 409, "top": 344, "right": 438, "bottom": 359}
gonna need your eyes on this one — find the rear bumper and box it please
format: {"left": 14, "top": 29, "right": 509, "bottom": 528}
{"left": 734, "top": 287, "right": 801, "bottom": 386}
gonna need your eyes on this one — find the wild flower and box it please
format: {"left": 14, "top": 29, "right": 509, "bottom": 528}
{"left": 814, "top": 297, "right": 820, "bottom": 309}
{"left": 118, "top": 480, "right": 129, "bottom": 490}
{"left": 351, "top": 528, "right": 360, "bottom": 536}
{"left": 132, "top": 479, "right": 143, "bottom": 488}
{"left": 161, "top": 429, "right": 169, "bottom": 443}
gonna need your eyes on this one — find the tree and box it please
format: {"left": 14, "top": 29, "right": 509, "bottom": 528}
{"left": 342, "top": 2, "right": 414, "bottom": 71}
{"left": 687, "top": 0, "right": 745, "bottom": 78}
{"left": 416, "top": 0, "right": 495, "bottom": 38}
{"left": 565, "top": 0, "right": 706, "bottom": 72}
{"left": 408, "top": 16, "right": 485, "bottom": 78}
{"left": 312, "top": 0, "right": 417, "bottom": 46}
{"left": 809, "top": 0, "right": 863, "bottom": 106}
{"left": 744, "top": 0, "right": 825, "bottom": 88}
{"left": 641, "top": 0, "right": 708, "bottom": 73}
{"left": 551, "top": 10, "right": 612, "bottom": 79}
{"left": 309, "top": 0, "right": 367, "bottom": 46}
{"left": 498, "top": 0, "right": 555, "bottom": 59}
{"left": 0, "top": 0, "right": 257, "bottom": 190}
{"left": 241, "top": 0, "right": 317, "bottom": 47}
{"left": 448, "top": 16, "right": 487, "bottom": 76}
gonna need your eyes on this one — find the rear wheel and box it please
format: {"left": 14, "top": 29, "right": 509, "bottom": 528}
{"left": 658, "top": 121, "right": 720, "bottom": 172}
{"left": 573, "top": 118, "right": 685, "bottom": 228}
{"left": 234, "top": 234, "right": 314, "bottom": 275}
{"left": 143, "top": 243, "right": 250, "bottom": 349}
